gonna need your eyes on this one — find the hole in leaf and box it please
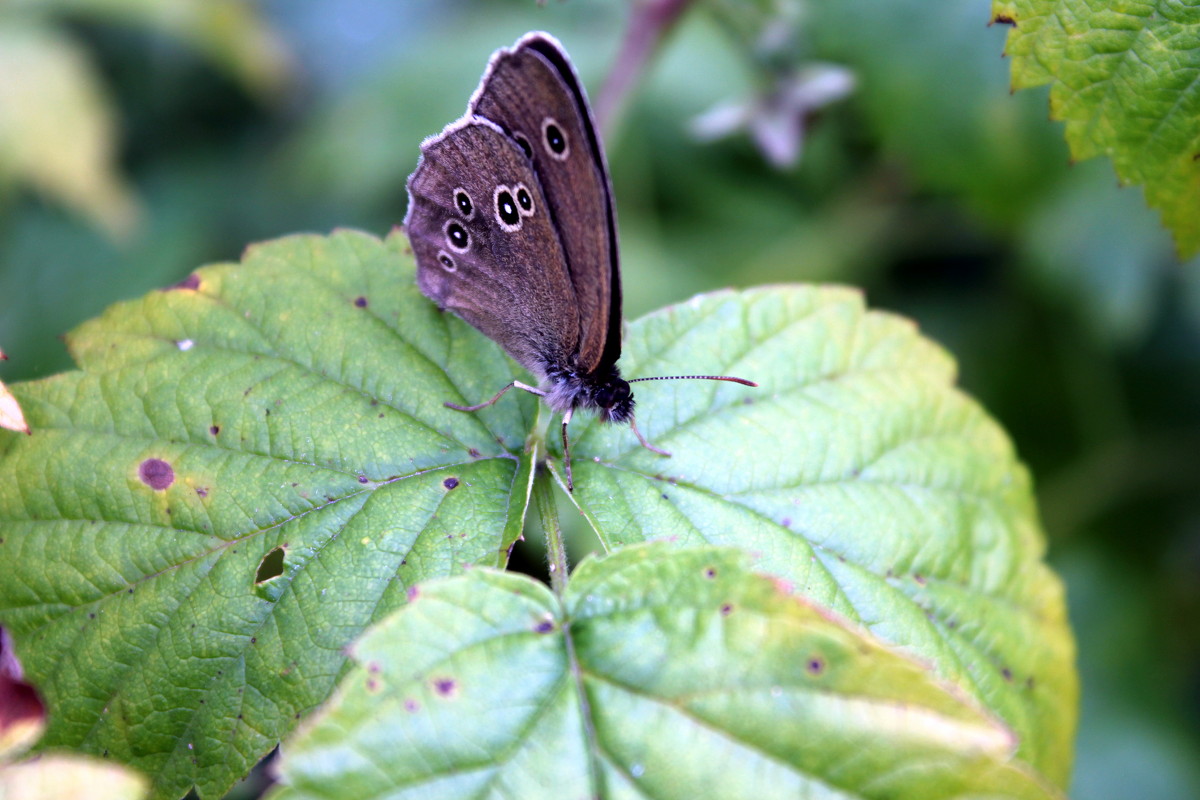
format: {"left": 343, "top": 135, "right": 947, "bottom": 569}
{"left": 255, "top": 547, "right": 286, "bottom": 583}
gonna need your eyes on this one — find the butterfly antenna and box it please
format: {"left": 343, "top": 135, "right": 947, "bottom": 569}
{"left": 628, "top": 374, "right": 758, "bottom": 387}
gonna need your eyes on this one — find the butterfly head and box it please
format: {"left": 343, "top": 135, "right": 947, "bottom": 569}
{"left": 592, "top": 375, "right": 634, "bottom": 424}
{"left": 544, "top": 365, "right": 634, "bottom": 424}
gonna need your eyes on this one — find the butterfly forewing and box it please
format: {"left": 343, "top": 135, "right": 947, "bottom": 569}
{"left": 469, "top": 34, "right": 621, "bottom": 376}
{"left": 406, "top": 119, "right": 581, "bottom": 378}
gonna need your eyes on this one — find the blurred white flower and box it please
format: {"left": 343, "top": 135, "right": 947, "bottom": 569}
{"left": 691, "top": 63, "right": 856, "bottom": 167}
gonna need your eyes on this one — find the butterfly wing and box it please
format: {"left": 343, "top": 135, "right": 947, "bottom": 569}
{"left": 468, "top": 32, "right": 622, "bottom": 376}
{"left": 405, "top": 118, "right": 581, "bottom": 380}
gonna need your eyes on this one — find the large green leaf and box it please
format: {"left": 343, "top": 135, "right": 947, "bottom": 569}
{"left": 992, "top": 0, "right": 1200, "bottom": 257}
{"left": 0, "top": 231, "right": 535, "bottom": 800}
{"left": 272, "top": 545, "right": 1063, "bottom": 800}
{"left": 566, "top": 281, "right": 1076, "bottom": 786}
{"left": 0, "top": 231, "right": 1075, "bottom": 796}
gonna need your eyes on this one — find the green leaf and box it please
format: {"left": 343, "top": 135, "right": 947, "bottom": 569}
{"left": 563, "top": 284, "right": 1077, "bottom": 786}
{"left": 0, "top": 231, "right": 534, "bottom": 800}
{"left": 0, "top": 231, "right": 1075, "bottom": 796}
{"left": 992, "top": 0, "right": 1200, "bottom": 257}
{"left": 271, "top": 545, "right": 1064, "bottom": 800}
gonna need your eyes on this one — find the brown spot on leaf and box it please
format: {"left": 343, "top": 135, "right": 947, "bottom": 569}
{"left": 358, "top": 475, "right": 369, "bottom": 484}
{"left": 704, "top": 568, "right": 717, "bottom": 579}
{"left": 196, "top": 487, "right": 209, "bottom": 498}
{"left": 720, "top": 603, "right": 733, "bottom": 616}
{"left": 404, "top": 698, "right": 420, "bottom": 713}
{"left": 139, "top": 458, "right": 174, "bottom": 490}
{"left": 991, "top": 13, "right": 1016, "bottom": 26}
{"left": 209, "top": 425, "right": 220, "bottom": 435}
{"left": 806, "top": 656, "right": 826, "bottom": 676}
{"left": 433, "top": 678, "right": 457, "bottom": 697}
{"left": 354, "top": 296, "right": 368, "bottom": 308}
{"left": 443, "top": 477, "right": 459, "bottom": 490}
{"left": 468, "top": 448, "right": 481, "bottom": 458}
{"left": 406, "top": 585, "right": 419, "bottom": 602}
{"left": 533, "top": 618, "right": 555, "bottom": 634}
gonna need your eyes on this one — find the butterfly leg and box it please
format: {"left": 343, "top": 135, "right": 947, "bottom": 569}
{"left": 630, "top": 416, "right": 671, "bottom": 457}
{"left": 445, "top": 381, "right": 545, "bottom": 412}
{"left": 560, "top": 408, "right": 574, "bottom": 491}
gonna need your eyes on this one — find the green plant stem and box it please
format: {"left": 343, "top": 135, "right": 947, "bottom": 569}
{"left": 533, "top": 467, "right": 569, "bottom": 596}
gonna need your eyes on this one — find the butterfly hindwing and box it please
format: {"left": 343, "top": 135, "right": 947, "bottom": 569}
{"left": 405, "top": 118, "right": 581, "bottom": 377}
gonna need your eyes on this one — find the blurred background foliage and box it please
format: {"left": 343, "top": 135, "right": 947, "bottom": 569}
{"left": 0, "top": 0, "right": 1197, "bottom": 798}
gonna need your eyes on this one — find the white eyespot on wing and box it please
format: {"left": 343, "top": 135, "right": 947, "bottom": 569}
{"left": 493, "top": 184, "right": 523, "bottom": 232}
{"left": 452, "top": 187, "right": 475, "bottom": 219}
{"left": 541, "top": 117, "right": 569, "bottom": 161}
{"left": 514, "top": 182, "right": 535, "bottom": 217}
{"left": 443, "top": 219, "right": 471, "bottom": 253}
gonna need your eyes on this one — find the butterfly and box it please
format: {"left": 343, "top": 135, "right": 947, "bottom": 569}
{"left": 404, "top": 32, "right": 754, "bottom": 490}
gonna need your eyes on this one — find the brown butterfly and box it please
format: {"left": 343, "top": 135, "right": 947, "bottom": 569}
{"left": 404, "top": 32, "right": 754, "bottom": 490}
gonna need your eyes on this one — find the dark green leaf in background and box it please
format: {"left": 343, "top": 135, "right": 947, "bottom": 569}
{"left": 271, "top": 545, "right": 1064, "bottom": 800}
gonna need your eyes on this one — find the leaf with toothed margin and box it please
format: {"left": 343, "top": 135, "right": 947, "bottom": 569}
{"left": 270, "top": 545, "right": 1065, "bottom": 800}
{"left": 0, "top": 231, "right": 536, "bottom": 800}
{"left": 991, "top": 0, "right": 1200, "bottom": 257}
{"left": 0, "top": 230, "right": 1076, "bottom": 797}
{"left": 561, "top": 284, "right": 1077, "bottom": 787}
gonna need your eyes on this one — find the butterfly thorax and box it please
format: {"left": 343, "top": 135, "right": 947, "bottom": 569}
{"left": 542, "top": 364, "right": 634, "bottom": 424}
